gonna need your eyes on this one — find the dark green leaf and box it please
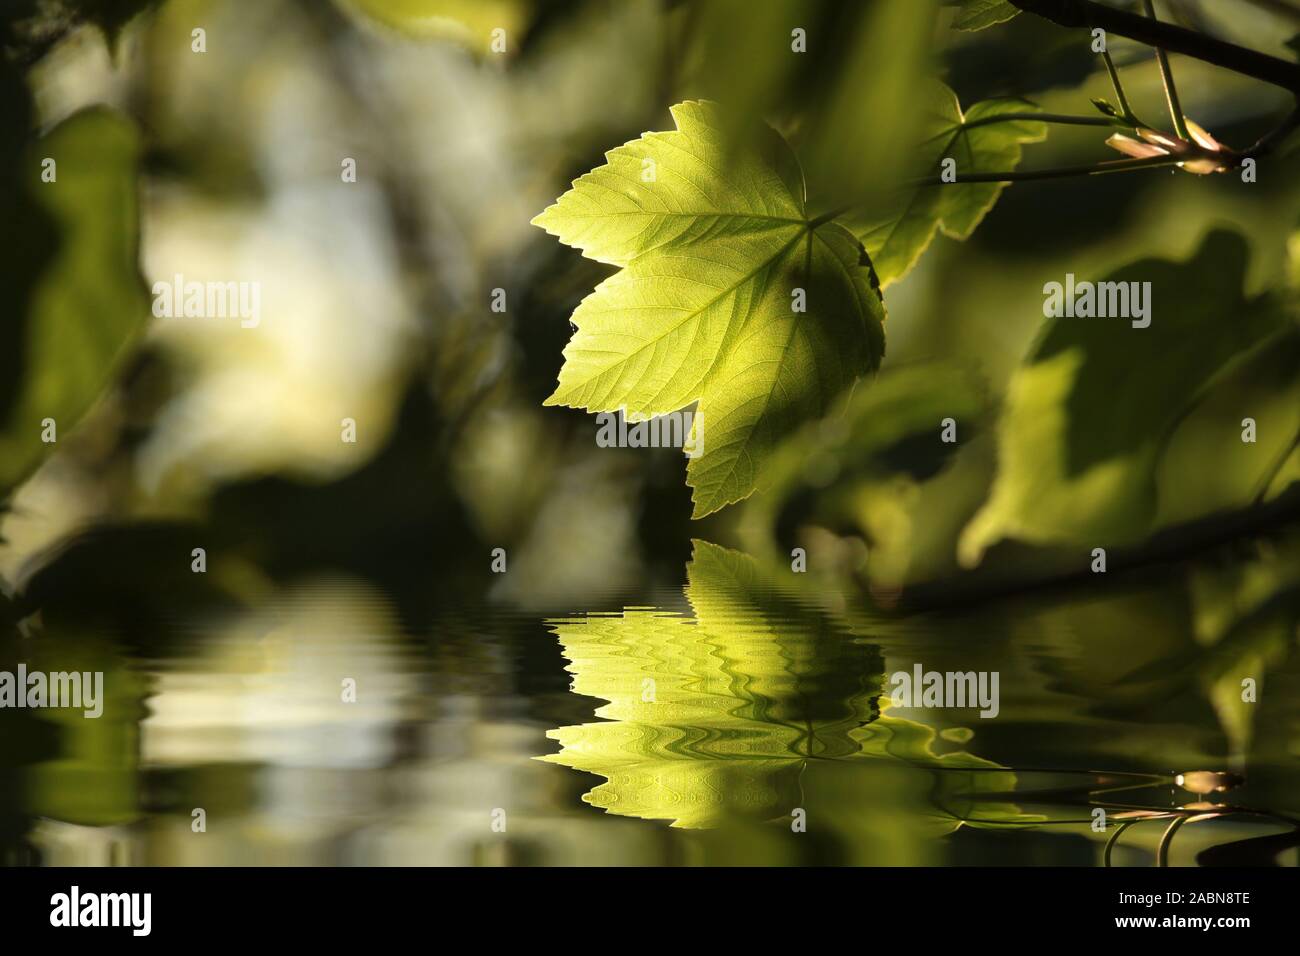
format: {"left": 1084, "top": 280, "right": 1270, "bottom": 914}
{"left": 961, "top": 230, "right": 1288, "bottom": 563}
{"left": 0, "top": 107, "right": 148, "bottom": 495}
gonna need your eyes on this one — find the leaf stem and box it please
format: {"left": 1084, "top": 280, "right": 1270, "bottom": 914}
{"left": 1100, "top": 48, "right": 1141, "bottom": 126}
{"left": 1143, "top": 0, "right": 1192, "bottom": 141}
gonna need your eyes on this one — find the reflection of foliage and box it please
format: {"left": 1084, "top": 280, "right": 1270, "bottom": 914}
{"left": 1006, "top": 527, "right": 1300, "bottom": 773}
{"left": 1182, "top": 533, "right": 1300, "bottom": 757}
{"left": 0, "top": 629, "right": 148, "bottom": 827}
{"left": 543, "top": 541, "right": 1034, "bottom": 833}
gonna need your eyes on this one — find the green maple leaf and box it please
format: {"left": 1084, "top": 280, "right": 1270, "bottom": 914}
{"left": 951, "top": 0, "right": 1022, "bottom": 31}
{"left": 959, "top": 231, "right": 1287, "bottom": 565}
{"left": 533, "top": 101, "right": 886, "bottom": 518}
{"left": 849, "top": 83, "right": 1046, "bottom": 288}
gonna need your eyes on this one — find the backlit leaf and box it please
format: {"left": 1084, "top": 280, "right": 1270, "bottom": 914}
{"left": 534, "top": 101, "right": 886, "bottom": 517}
{"left": 849, "top": 83, "right": 1046, "bottom": 287}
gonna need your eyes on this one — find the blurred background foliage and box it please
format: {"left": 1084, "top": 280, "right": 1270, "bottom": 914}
{"left": 0, "top": 0, "right": 1294, "bottom": 611}
{"left": 0, "top": 0, "right": 1298, "bottom": 863}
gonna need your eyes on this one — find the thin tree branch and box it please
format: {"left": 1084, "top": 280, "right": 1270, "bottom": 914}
{"left": 812, "top": 89, "right": 1300, "bottom": 226}
{"left": 907, "top": 154, "right": 1183, "bottom": 186}
{"left": 955, "top": 111, "right": 1120, "bottom": 132}
{"left": 1245, "top": 105, "right": 1300, "bottom": 156}
{"left": 1008, "top": 0, "right": 1300, "bottom": 92}
{"left": 894, "top": 486, "right": 1300, "bottom": 613}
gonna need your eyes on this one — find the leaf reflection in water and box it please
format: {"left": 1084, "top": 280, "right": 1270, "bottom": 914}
{"left": 541, "top": 541, "right": 1039, "bottom": 841}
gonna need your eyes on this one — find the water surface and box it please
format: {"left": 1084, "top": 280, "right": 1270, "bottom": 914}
{"left": 2, "top": 540, "right": 1297, "bottom": 866}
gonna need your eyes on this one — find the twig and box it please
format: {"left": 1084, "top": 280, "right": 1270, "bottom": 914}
{"left": 1245, "top": 105, "right": 1300, "bottom": 157}
{"left": 954, "top": 111, "right": 1120, "bottom": 132}
{"left": 907, "top": 154, "right": 1182, "bottom": 186}
{"left": 1008, "top": 0, "right": 1300, "bottom": 92}
{"left": 892, "top": 486, "right": 1300, "bottom": 613}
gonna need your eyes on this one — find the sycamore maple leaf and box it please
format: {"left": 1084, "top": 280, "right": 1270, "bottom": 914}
{"left": 847, "top": 82, "right": 1047, "bottom": 288}
{"left": 533, "top": 101, "right": 886, "bottom": 518}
